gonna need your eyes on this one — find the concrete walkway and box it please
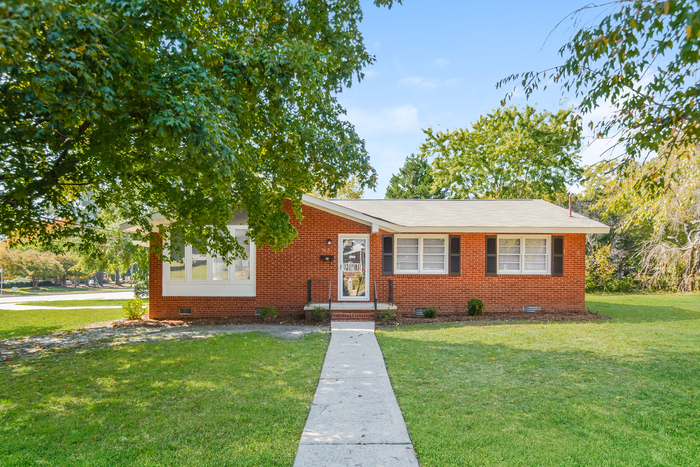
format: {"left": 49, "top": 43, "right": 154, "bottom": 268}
{"left": 294, "top": 322, "right": 419, "bottom": 467}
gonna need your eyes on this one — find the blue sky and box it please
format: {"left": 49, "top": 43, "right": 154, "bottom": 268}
{"left": 336, "top": 0, "right": 615, "bottom": 198}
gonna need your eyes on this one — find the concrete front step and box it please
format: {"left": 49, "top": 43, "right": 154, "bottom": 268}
{"left": 331, "top": 311, "right": 375, "bottom": 322}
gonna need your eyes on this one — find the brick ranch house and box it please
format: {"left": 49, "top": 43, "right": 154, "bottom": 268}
{"left": 124, "top": 195, "right": 608, "bottom": 320}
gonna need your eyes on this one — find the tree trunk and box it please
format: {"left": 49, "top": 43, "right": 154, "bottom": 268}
{"left": 96, "top": 272, "right": 104, "bottom": 287}
{"left": 31, "top": 276, "right": 39, "bottom": 289}
{"left": 115, "top": 268, "right": 121, "bottom": 286}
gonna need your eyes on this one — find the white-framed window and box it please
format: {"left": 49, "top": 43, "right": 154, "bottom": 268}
{"left": 497, "top": 235, "right": 550, "bottom": 275}
{"left": 163, "top": 226, "right": 255, "bottom": 297}
{"left": 394, "top": 235, "right": 448, "bottom": 274}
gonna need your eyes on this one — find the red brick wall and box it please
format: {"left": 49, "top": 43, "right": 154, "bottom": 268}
{"left": 149, "top": 203, "right": 586, "bottom": 319}
{"left": 370, "top": 231, "right": 586, "bottom": 314}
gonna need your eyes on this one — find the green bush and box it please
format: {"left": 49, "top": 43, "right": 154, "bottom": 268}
{"left": 379, "top": 310, "right": 396, "bottom": 324}
{"left": 422, "top": 307, "right": 438, "bottom": 319}
{"left": 2, "top": 279, "right": 52, "bottom": 288}
{"left": 122, "top": 298, "right": 146, "bottom": 320}
{"left": 311, "top": 306, "right": 328, "bottom": 323}
{"left": 258, "top": 306, "right": 278, "bottom": 320}
{"left": 467, "top": 298, "right": 484, "bottom": 316}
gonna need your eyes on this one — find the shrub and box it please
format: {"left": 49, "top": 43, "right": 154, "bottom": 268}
{"left": 467, "top": 298, "right": 484, "bottom": 316}
{"left": 311, "top": 306, "right": 328, "bottom": 323}
{"left": 258, "top": 306, "right": 277, "bottom": 320}
{"left": 133, "top": 276, "right": 149, "bottom": 298}
{"left": 422, "top": 307, "right": 438, "bottom": 319}
{"left": 122, "top": 298, "right": 146, "bottom": 320}
{"left": 379, "top": 310, "right": 396, "bottom": 324}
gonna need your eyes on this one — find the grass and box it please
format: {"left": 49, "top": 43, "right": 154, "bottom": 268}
{"left": 19, "top": 299, "right": 147, "bottom": 307}
{"left": 0, "top": 286, "right": 130, "bottom": 297}
{"left": 376, "top": 293, "right": 700, "bottom": 466}
{"left": 0, "top": 308, "right": 125, "bottom": 340}
{"left": 0, "top": 332, "right": 328, "bottom": 466}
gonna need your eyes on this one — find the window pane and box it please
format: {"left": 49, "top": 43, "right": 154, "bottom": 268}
{"left": 498, "top": 252, "right": 521, "bottom": 271}
{"left": 499, "top": 238, "right": 521, "bottom": 255}
{"left": 396, "top": 250, "right": 419, "bottom": 271}
{"left": 191, "top": 248, "right": 208, "bottom": 281}
{"left": 212, "top": 256, "right": 229, "bottom": 281}
{"left": 169, "top": 243, "right": 185, "bottom": 281}
{"left": 524, "top": 261, "right": 547, "bottom": 271}
{"left": 234, "top": 230, "right": 251, "bottom": 281}
{"left": 525, "top": 238, "right": 547, "bottom": 255}
{"left": 423, "top": 257, "right": 445, "bottom": 270}
{"left": 397, "top": 238, "right": 419, "bottom": 254}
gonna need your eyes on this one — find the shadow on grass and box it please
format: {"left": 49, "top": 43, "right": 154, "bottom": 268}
{"left": 0, "top": 325, "right": 66, "bottom": 341}
{"left": 378, "top": 333, "right": 700, "bottom": 467}
{"left": 0, "top": 332, "right": 328, "bottom": 467}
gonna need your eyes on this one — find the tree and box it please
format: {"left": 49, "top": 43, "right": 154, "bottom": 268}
{"left": 587, "top": 144, "right": 700, "bottom": 291}
{"left": 20, "top": 250, "right": 63, "bottom": 288}
{"left": 56, "top": 252, "right": 84, "bottom": 288}
{"left": 425, "top": 106, "right": 582, "bottom": 201}
{"left": 0, "top": 248, "right": 27, "bottom": 279}
{"left": 499, "top": 0, "right": 700, "bottom": 181}
{"left": 310, "top": 175, "right": 366, "bottom": 200}
{"left": 0, "top": 0, "right": 400, "bottom": 261}
{"left": 385, "top": 154, "right": 446, "bottom": 199}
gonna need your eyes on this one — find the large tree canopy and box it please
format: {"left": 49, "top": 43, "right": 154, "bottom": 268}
{"left": 499, "top": 0, "right": 700, "bottom": 179}
{"left": 1, "top": 0, "right": 398, "bottom": 259}
{"left": 385, "top": 154, "right": 445, "bottom": 199}
{"left": 425, "top": 106, "right": 582, "bottom": 202}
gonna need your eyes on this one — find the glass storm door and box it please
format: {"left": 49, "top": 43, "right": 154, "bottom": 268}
{"left": 339, "top": 236, "right": 369, "bottom": 300}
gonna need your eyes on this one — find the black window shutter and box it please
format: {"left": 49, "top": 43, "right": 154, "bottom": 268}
{"left": 449, "top": 235, "right": 461, "bottom": 276}
{"left": 552, "top": 236, "right": 564, "bottom": 277}
{"left": 485, "top": 236, "right": 497, "bottom": 276}
{"left": 382, "top": 235, "right": 394, "bottom": 275}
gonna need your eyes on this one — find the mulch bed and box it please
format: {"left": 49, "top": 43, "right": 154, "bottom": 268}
{"left": 112, "top": 311, "right": 608, "bottom": 330}
{"left": 110, "top": 314, "right": 321, "bottom": 329}
{"left": 379, "top": 311, "right": 609, "bottom": 327}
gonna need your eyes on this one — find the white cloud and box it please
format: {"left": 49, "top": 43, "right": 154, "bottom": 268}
{"left": 444, "top": 78, "right": 459, "bottom": 87}
{"left": 432, "top": 58, "right": 450, "bottom": 69}
{"left": 399, "top": 76, "right": 459, "bottom": 91}
{"left": 399, "top": 76, "right": 440, "bottom": 90}
{"left": 345, "top": 104, "right": 422, "bottom": 137}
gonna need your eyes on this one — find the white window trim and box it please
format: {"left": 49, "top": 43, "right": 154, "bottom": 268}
{"left": 162, "top": 225, "right": 256, "bottom": 297}
{"left": 497, "top": 235, "right": 550, "bottom": 275}
{"left": 394, "top": 234, "right": 449, "bottom": 275}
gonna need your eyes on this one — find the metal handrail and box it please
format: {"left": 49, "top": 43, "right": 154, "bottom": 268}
{"left": 307, "top": 279, "right": 332, "bottom": 313}
{"left": 372, "top": 279, "right": 394, "bottom": 319}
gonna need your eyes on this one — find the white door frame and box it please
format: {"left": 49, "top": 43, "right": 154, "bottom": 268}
{"left": 338, "top": 234, "right": 370, "bottom": 301}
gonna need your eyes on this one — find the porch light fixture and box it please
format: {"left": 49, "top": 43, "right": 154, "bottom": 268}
{"left": 326, "top": 239, "right": 332, "bottom": 245}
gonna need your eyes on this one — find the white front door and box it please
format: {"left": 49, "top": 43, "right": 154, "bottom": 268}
{"left": 339, "top": 235, "right": 369, "bottom": 301}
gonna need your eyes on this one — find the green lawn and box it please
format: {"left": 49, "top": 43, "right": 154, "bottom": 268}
{"left": 0, "top": 286, "right": 130, "bottom": 297}
{"left": 377, "top": 293, "right": 700, "bottom": 466}
{"left": 0, "top": 332, "right": 328, "bottom": 466}
{"left": 0, "top": 308, "right": 125, "bottom": 340}
{"left": 19, "top": 299, "right": 145, "bottom": 308}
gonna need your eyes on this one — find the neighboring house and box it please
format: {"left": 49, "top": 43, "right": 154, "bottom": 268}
{"left": 124, "top": 195, "right": 608, "bottom": 320}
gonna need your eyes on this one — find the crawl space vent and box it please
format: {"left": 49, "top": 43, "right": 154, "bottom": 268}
{"left": 413, "top": 308, "right": 425, "bottom": 317}
{"left": 179, "top": 308, "right": 192, "bottom": 315}
{"left": 523, "top": 306, "right": 541, "bottom": 313}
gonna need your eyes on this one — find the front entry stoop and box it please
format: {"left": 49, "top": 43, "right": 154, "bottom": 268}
{"left": 305, "top": 302, "right": 396, "bottom": 322}
{"left": 331, "top": 310, "right": 375, "bottom": 322}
